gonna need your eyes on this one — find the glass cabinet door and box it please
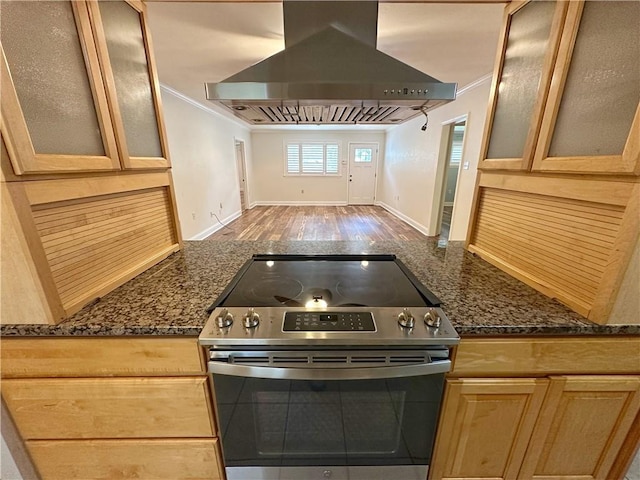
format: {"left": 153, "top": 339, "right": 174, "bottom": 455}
{"left": 532, "top": 0, "right": 640, "bottom": 175}
{"left": 479, "top": 0, "right": 568, "bottom": 171}
{"left": 0, "top": 1, "right": 120, "bottom": 174}
{"left": 88, "top": 0, "right": 171, "bottom": 169}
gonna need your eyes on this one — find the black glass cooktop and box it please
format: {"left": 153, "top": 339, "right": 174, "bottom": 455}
{"left": 208, "top": 254, "right": 441, "bottom": 311}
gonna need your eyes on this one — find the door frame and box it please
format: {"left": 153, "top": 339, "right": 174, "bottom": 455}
{"left": 234, "top": 138, "right": 248, "bottom": 211}
{"left": 430, "top": 114, "right": 468, "bottom": 237}
{"left": 347, "top": 142, "right": 379, "bottom": 205}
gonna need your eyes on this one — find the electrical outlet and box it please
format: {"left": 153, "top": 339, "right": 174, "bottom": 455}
{"left": 191, "top": 212, "right": 196, "bottom": 220}
{"left": 301, "top": 189, "right": 304, "bottom": 194}
{"left": 210, "top": 211, "right": 214, "bottom": 218}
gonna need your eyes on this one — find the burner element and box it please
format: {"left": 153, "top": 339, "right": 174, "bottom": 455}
{"left": 248, "top": 277, "right": 304, "bottom": 306}
{"left": 336, "top": 280, "right": 397, "bottom": 306}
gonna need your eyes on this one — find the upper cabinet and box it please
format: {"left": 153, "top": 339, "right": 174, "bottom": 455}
{"left": 0, "top": 0, "right": 170, "bottom": 175}
{"left": 0, "top": 1, "right": 120, "bottom": 174}
{"left": 88, "top": 0, "right": 170, "bottom": 169}
{"left": 532, "top": 0, "right": 640, "bottom": 175}
{"left": 480, "top": 0, "right": 640, "bottom": 175}
{"left": 479, "top": 0, "right": 568, "bottom": 171}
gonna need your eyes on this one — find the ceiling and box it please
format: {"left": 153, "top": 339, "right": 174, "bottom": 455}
{"left": 145, "top": 2, "right": 506, "bottom": 126}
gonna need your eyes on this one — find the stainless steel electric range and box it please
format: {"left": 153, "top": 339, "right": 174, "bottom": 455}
{"left": 199, "top": 254, "right": 459, "bottom": 480}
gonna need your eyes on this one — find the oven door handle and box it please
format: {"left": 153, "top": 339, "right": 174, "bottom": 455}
{"left": 207, "top": 359, "right": 451, "bottom": 380}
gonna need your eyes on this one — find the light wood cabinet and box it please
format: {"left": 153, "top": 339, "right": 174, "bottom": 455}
{"left": 27, "top": 439, "right": 223, "bottom": 480}
{"left": 431, "top": 376, "right": 640, "bottom": 480}
{"left": 480, "top": 0, "right": 640, "bottom": 175}
{"left": 0, "top": 1, "right": 182, "bottom": 325}
{"left": 0, "top": 337, "right": 221, "bottom": 480}
{"left": 520, "top": 376, "right": 640, "bottom": 480}
{"left": 430, "top": 338, "right": 640, "bottom": 480}
{"left": 88, "top": 0, "right": 171, "bottom": 169}
{"left": 479, "top": 0, "right": 568, "bottom": 171}
{"left": 0, "top": 0, "right": 170, "bottom": 174}
{"left": 468, "top": 1, "right": 639, "bottom": 324}
{"left": 2, "top": 377, "right": 215, "bottom": 439}
{"left": 0, "top": 1, "right": 120, "bottom": 174}
{"left": 429, "top": 378, "right": 549, "bottom": 480}
{"left": 0, "top": 337, "right": 204, "bottom": 377}
{"left": 531, "top": 1, "right": 640, "bottom": 175}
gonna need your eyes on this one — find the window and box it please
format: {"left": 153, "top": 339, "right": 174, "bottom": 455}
{"left": 448, "top": 124, "right": 466, "bottom": 166}
{"left": 354, "top": 148, "right": 373, "bottom": 163}
{"left": 285, "top": 142, "right": 340, "bottom": 175}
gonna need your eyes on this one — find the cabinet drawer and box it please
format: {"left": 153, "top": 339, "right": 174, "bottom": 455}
{"left": 2, "top": 377, "right": 215, "bottom": 439}
{"left": 27, "top": 438, "right": 223, "bottom": 480}
{"left": 452, "top": 337, "right": 640, "bottom": 376}
{"left": 0, "top": 337, "right": 205, "bottom": 377}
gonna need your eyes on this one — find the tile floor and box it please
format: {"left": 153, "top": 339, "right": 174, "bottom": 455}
{"left": 627, "top": 448, "right": 640, "bottom": 480}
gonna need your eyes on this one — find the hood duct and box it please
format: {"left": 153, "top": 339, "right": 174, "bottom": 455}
{"left": 205, "top": 1, "right": 457, "bottom": 125}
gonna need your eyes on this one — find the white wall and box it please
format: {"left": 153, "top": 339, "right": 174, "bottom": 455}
{"left": 378, "top": 77, "right": 491, "bottom": 240}
{"left": 161, "top": 86, "right": 252, "bottom": 240}
{"left": 250, "top": 130, "right": 385, "bottom": 205}
{"left": 1, "top": 435, "right": 23, "bottom": 480}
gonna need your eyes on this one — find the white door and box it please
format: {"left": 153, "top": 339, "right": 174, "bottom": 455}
{"left": 348, "top": 143, "right": 378, "bottom": 205}
{"left": 235, "top": 140, "right": 247, "bottom": 211}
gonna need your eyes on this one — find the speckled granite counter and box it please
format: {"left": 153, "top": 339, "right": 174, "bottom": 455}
{"left": 2, "top": 239, "right": 638, "bottom": 337}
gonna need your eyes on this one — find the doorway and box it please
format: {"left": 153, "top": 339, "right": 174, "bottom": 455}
{"left": 348, "top": 143, "right": 378, "bottom": 205}
{"left": 235, "top": 139, "right": 247, "bottom": 212}
{"left": 437, "top": 120, "right": 466, "bottom": 244}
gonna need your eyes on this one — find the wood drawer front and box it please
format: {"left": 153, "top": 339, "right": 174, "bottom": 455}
{"left": 452, "top": 337, "right": 640, "bottom": 377}
{"left": 27, "top": 439, "right": 223, "bottom": 480}
{"left": 0, "top": 337, "right": 205, "bottom": 377}
{"left": 2, "top": 377, "right": 215, "bottom": 439}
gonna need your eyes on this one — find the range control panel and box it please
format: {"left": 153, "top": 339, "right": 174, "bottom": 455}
{"left": 283, "top": 312, "right": 376, "bottom": 332}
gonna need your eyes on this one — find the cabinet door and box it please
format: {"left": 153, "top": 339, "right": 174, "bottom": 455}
{"left": 0, "top": 1, "right": 120, "bottom": 174}
{"left": 429, "top": 378, "right": 549, "bottom": 480}
{"left": 532, "top": 0, "right": 640, "bottom": 175}
{"left": 520, "top": 376, "right": 640, "bottom": 480}
{"left": 88, "top": 0, "right": 171, "bottom": 170}
{"left": 479, "top": 0, "right": 568, "bottom": 171}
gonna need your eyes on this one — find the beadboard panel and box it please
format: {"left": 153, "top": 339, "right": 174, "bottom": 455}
{"left": 470, "top": 187, "right": 624, "bottom": 316}
{"left": 31, "top": 187, "right": 178, "bottom": 315}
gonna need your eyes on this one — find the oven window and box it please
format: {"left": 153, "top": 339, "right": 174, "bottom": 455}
{"left": 213, "top": 374, "right": 444, "bottom": 467}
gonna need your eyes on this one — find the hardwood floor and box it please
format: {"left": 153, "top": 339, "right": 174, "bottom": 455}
{"left": 205, "top": 206, "right": 428, "bottom": 241}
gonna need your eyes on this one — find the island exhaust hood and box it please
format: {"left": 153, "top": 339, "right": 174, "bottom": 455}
{"left": 205, "top": 1, "right": 457, "bottom": 125}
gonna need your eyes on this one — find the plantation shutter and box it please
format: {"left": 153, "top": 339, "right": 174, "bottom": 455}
{"left": 326, "top": 144, "right": 339, "bottom": 173}
{"left": 287, "top": 144, "right": 300, "bottom": 173}
{"left": 301, "top": 144, "right": 324, "bottom": 173}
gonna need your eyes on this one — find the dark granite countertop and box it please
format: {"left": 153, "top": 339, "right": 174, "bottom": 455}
{"left": 2, "top": 240, "right": 638, "bottom": 337}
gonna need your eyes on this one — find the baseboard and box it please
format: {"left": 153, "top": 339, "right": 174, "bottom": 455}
{"left": 251, "top": 201, "right": 348, "bottom": 206}
{"left": 188, "top": 210, "right": 242, "bottom": 240}
{"left": 375, "top": 201, "right": 431, "bottom": 236}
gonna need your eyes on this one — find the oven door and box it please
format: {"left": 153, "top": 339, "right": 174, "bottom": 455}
{"left": 210, "top": 353, "right": 449, "bottom": 480}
